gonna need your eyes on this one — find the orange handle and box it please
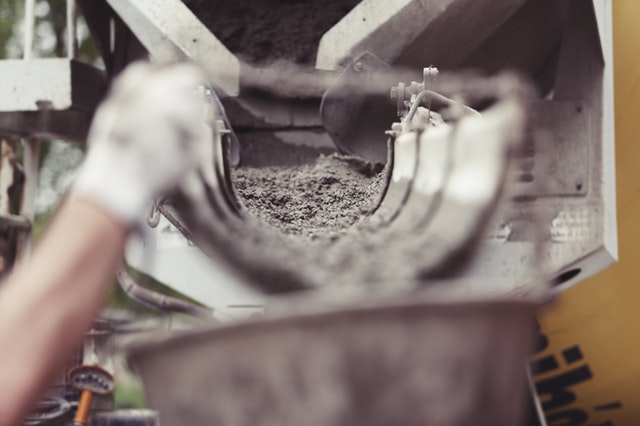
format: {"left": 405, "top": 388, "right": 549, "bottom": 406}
{"left": 73, "top": 390, "right": 93, "bottom": 425}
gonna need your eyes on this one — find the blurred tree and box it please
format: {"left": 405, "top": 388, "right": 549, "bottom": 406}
{"left": 0, "top": 0, "right": 100, "bottom": 62}
{"left": 0, "top": 0, "right": 23, "bottom": 58}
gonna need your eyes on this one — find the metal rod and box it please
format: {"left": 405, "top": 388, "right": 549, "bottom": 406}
{"left": 18, "top": 138, "right": 40, "bottom": 257}
{"left": 66, "top": 0, "right": 77, "bottom": 58}
{"left": 526, "top": 365, "right": 549, "bottom": 426}
{"left": 23, "top": 0, "right": 36, "bottom": 60}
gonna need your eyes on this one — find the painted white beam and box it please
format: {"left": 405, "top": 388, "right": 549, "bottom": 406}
{"left": 316, "top": 0, "right": 527, "bottom": 71}
{"left": 0, "top": 59, "right": 105, "bottom": 111}
{"left": 105, "top": 0, "right": 240, "bottom": 96}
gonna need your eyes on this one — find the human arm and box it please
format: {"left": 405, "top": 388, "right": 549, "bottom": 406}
{"left": 0, "top": 61, "right": 210, "bottom": 425}
{"left": 0, "top": 199, "right": 128, "bottom": 426}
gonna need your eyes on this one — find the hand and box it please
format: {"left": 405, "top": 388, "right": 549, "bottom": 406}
{"left": 71, "top": 61, "right": 212, "bottom": 226}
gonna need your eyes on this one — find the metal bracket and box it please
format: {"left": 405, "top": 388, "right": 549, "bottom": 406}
{"left": 512, "top": 100, "right": 590, "bottom": 197}
{"left": 320, "top": 52, "right": 397, "bottom": 164}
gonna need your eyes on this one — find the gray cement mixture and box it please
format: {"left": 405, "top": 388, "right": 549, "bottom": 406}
{"left": 231, "top": 154, "right": 385, "bottom": 239}
{"left": 175, "top": 149, "right": 458, "bottom": 294}
{"left": 182, "top": 0, "right": 361, "bottom": 66}
{"left": 221, "top": 153, "right": 444, "bottom": 292}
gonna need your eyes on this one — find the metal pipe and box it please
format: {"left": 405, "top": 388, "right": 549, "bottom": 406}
{"left": 115, "top": 266, "right": 213, "bottom": 321}
{"left": 66, "top": 0, "right": 77, "bottom": 58}
{"left": 23, "top": 0, "right": 36, "bottom": 60}
{"left": 403, "top": 90, "right": 480, "bottom": 126}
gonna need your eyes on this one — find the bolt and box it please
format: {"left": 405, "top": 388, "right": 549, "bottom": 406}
{"left": 353, "top": 61, "right": 364, "bottom": 72}
{"left": 575, "top": 180, "right": 583, "bottom": 191}
{"left": 423, "top": 66, "right": 439, "bottom": 83}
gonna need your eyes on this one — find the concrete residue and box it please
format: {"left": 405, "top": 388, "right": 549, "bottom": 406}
{"left": 176, "top": 149, "right": 467, "bottom": 293}
{"left": 181, "top": 0, "right": 362, "bottom": 66}
{"left": 232, "top": 154, "right": 385, "bottom": 238}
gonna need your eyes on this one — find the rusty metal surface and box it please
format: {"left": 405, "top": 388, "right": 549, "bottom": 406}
{"left": 0, "top": 110, "right": 93, "bottom": 143}
{"left": 128, "top": 296, "right": 537, "bottom": 426}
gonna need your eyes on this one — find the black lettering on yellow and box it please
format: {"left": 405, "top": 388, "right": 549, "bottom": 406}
{"left": 536, "top": 365, "right": 593, "bottom": 411}
{"left": 530, "top": 326, "right": 620, "bottom": 425}
{"left": 562, "top": 345, "right": 583, "bottom": 364}
{"left": 546, "top": 408, "right": 588, "bottom": 426}
{"left": 531, "top": 354, "right": 559, "bottom": 375}
{"left": 594, "top": 402, "right": 622, "bottom": 411}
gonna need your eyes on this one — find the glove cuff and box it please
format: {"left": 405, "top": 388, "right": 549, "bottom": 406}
{"left": 70, "top": 158, "right": 153, "bottom": 227}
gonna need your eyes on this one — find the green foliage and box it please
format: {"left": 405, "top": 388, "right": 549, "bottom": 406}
{"left": 33, "top": 209, "right": 53, "bottom": 241}
{"left": 0, "top": 1, "right": 22, "bottom": 58}
{"left": 113, "top": 379, "right": 146, "bottom": 409}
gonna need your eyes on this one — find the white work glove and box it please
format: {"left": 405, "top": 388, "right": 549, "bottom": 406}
{"left": 71, "top": 61, "right": 212, "bottom": 226}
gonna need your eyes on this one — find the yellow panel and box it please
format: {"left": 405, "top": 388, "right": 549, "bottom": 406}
{"left": 533, "top": 1, "right": 640, "bottom": 424}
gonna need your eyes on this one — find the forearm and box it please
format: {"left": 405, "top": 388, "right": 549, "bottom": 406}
{"left": 0, "top": 62, "right": 208, "bottom": 425}
{"left": 0, "top": 199, "right": 128, "bottom": 426}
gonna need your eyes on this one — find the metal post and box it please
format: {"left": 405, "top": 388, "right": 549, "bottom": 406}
{"left": 18, "top": 138, "right": 40, "bottom": 257}
{"left": 67, "top": 0, "right": 77, "bottom": 58}
{"left": 23, "top": 0, "right": 36, "bottom": 60}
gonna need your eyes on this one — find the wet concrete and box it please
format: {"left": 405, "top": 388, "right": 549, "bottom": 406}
{"left": 182, "top": 0, "right": 362, "bottom": 66}
{"left": 232, "top": 153, "right": 385, "bottom": 238}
